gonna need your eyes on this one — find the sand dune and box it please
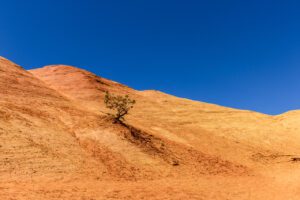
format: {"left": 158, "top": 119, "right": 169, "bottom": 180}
{"left": 1, "top": 57, "right": 300, "bottom": 199}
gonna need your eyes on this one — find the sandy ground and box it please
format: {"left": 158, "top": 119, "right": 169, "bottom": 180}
{"left": 2, "top": 175, "right": 300, "bottom": 200}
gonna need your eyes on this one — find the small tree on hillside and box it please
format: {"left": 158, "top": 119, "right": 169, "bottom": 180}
{"left": 104, "top": 91, "right": 136, "bottom": 123}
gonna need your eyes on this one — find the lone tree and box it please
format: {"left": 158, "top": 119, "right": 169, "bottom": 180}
{"left": 104, "top": 91, "right": 136, "bottom": 123}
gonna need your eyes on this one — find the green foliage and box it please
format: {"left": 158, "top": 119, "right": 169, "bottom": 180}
{"left": 104, "top": 91, "right": 136, "bottom": 123}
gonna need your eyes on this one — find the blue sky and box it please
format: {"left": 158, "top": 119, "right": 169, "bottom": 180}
{"left": 1, "top": 0, "right": 300, "bottom": 115}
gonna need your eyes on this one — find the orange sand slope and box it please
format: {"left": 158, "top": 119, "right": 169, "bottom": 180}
{"left": 1, "top": 56, "right": 300, "bottom": 199}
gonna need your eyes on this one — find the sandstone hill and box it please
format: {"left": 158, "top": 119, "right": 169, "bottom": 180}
{"left": 1, "top": 56, "right": 300, "bottom": 199}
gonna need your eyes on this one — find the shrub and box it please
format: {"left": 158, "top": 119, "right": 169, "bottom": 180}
{"left": 104, "top": 91, "right": 136, "bottom": 123}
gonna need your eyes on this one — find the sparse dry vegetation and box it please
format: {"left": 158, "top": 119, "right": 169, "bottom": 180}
{"left": 104, "top": 91, "right": 136, "bottom": 123}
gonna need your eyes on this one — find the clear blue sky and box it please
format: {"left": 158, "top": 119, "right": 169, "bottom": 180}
{"left": 1, "top": 0, "right": 300, "bottom": 115}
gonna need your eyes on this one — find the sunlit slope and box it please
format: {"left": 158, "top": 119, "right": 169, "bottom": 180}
{"left": 0, "top": 57, "right": 247, "bottom": 185}
{"left": 1, "top": 58, "right": 300, "bottom": 199}
{"left": 30, "top": 65, "right": 250, "bottom": 177}
{"left": 0, "top": 57, "right": 106, "bottom": 180}
{"left": 30, "top": 65, "right": 300, "bottom": 169}
{"left": 0, "top": 58, "right": 169, "bottom": 181}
